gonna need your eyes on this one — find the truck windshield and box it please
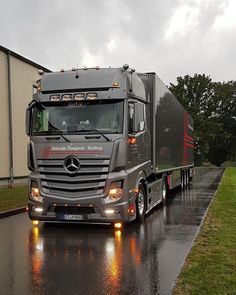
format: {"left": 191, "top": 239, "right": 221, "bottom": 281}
{"left": 31, "top": 100, "right": 124, "bottom": 135}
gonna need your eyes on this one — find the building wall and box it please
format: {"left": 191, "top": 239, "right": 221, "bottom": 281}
{"left": 0, "top": 50, "right": 10, "bottom": 178}
{"left": 0, "top": 49, "right": 42, "bottom": 180}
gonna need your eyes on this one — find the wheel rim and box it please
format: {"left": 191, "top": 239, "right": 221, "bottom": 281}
{"left": 138, "top": 190, "right": 145, "bottom": 216}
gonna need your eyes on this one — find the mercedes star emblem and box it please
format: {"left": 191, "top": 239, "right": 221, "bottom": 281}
{"left": 64, "top": 156, "right": 80, "bottom": 173}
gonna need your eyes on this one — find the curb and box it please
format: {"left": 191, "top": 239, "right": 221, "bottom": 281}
{"left": 0, "top": 207, "right": 27, "bottom": 219}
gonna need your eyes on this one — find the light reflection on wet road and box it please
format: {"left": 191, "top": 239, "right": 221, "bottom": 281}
{"left": 0, "top": 168, "right": 223, "bottom": 295}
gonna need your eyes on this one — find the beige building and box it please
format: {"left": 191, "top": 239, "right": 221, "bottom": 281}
{"left": 0, "top": 45, "right": 50, "bottom": 187}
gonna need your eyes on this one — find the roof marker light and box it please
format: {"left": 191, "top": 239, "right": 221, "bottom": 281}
{"left": 62, "top": 94, "right": 72, "bottom": 101}
{"left": 87, "top": 93, "right": 97, "bottom": 100}
{"left": 74, "top": 93, "right": 85, "bottom": 100}
{"left": 60, "top": 69, "right": 65, "bottom": 72}
{"left": 50, "top": 95, "right": 61, "bottom": 101}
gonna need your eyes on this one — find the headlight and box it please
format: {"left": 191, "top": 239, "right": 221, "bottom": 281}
{"left": 31, "top": 182, "right": 44, "bottom": 203}
{"left": 104, "top": 182, "right": 123, "bottom": 204}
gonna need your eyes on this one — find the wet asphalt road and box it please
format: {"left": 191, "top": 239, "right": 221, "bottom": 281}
{"left": 0, "top": 168, "right": 223, "bottom": 295}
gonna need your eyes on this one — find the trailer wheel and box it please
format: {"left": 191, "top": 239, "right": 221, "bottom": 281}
{"left": 135, "top": 183, "right": 146, "bottom": 221}
{"left": 186, "top": 170, "right": 190, "bottom": 186}
{"left": 161, "top": 176, "right": 167, "bottom": 204}
{"left": 181, "top": 170, "right": 186, "bottom": 190}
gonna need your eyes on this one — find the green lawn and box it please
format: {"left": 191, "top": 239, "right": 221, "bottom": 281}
{"left": 173, "top": 167, "right": 236, "bottom": 295}
{"left": 0, "top": 186, "right": 28, "bottom": 212}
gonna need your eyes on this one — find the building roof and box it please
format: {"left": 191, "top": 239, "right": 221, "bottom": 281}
{"left": 0, "top": 44, "right": 51, "bottom": 73}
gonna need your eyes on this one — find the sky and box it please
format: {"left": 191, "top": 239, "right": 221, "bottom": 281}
{"left": 0, "top": 0, "right": 235, "bottom": 85}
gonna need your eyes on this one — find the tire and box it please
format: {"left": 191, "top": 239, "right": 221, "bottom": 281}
{"left": 181, "top": 170, "right": 186, "bottom": 190}
{"left": 135, "top": 183, "right": 146, "bottom": 221}
{"left": 186, "top": 170, "right": 189, "bottom": 186}
{"left": 161, "top": 176, "right": 167, "bottom": 204}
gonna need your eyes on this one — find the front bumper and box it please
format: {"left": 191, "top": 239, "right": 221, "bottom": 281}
{"left": 28, "top": 168, "right": 138, "bottom": 224}
{"left": 28, "top": 193, "right": 136, "bottom": 224}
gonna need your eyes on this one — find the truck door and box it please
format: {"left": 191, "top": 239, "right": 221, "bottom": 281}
{"left": 127, "top": 100, "right": 150, "bottom": 170}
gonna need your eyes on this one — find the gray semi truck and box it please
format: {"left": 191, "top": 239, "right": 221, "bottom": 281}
{"left": 26, "top": 65, "right": 194, "bottom": 228}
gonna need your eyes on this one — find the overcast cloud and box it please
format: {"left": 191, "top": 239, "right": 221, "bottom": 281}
{"left": 0, "top": 0, "right": 235, "bottom": 84}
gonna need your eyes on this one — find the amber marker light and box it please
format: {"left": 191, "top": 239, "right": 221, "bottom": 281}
{"left": 112, "top": 82, "right": 119, "bottom": 88}
{"left": 128, "top": 204, "right": 136, "bottom": 215}
{"left": 32, "top": 220, "right": 39, "bottom": 226}
{"left": 37, "top": 81, "right": 42, "bottom": 92}
{"left": 128, "top": 137, "right": 137, "bottom": 145}
{"left": 114, "top": 222, "right": 122, "bottom": 229}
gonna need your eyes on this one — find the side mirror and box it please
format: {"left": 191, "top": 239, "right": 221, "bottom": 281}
{"left": 26, "top": 107, "right": 31, "bottom": 136}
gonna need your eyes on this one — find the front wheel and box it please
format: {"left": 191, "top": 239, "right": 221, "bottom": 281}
{"left": 135, "top": 183, "right": 146, "bottom": 221}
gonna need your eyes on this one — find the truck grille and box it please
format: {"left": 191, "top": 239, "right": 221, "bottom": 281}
{"left": 37, "top": 158, "right": 110, "bottom": 198}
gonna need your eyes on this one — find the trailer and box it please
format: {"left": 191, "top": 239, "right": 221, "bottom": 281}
{"left": 26, "top": 65, "right": 194, "bottom": 228}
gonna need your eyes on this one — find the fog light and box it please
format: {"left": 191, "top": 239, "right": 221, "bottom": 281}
{"left": 32, "top": 220, "right": 39, "bottom": 225}
{"left": 105, "top": 209, "right": 115, "bottom": 214}
{"left": 34, "top": 207, "right": 43, "bottom": 213}
{"left": 114, "top": 222, "right": 122, "bottom": 229}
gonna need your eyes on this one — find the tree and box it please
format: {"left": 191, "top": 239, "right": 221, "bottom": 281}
{"left": 208, "top": 81, "right": 236, "bottom": 166}
{"left": 169, "top": 75, "right": 236, "bottom": 166}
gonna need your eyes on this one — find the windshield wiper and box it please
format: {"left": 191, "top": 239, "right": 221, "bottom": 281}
{"left": 51, "top": 130, "right": 70, "bottom": 142}
{"left": 78, "top": 129, "right": 110, "bottom": 142}
{"left": 34, "top": 131, "right": 70, "bottom": 142}
{"left": 48, "top": 122, "right": 70, "bottom": 142}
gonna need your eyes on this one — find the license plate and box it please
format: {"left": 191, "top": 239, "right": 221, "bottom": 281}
{"left": 64, "top": 214, "right": 83, "bottom": 220}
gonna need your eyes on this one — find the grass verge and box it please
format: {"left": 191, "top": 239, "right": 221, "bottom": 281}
{"left": 173, "top": 167, "right": 236, "bottom": 295}
{"left": 0, "top": 186, "right": 28, "bottom": 212}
